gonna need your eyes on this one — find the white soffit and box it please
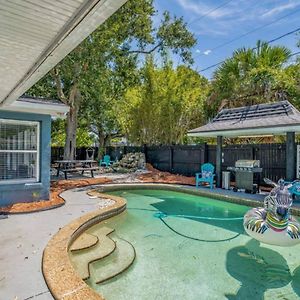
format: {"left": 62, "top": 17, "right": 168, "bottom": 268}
{"left": 0, "top": 0, "right": 127, "bottom": 106}
{"left": 187, "top": 125, "right": 300, "bottom": 137}
{"left": 0, "top": 99, "right": 69, "bottom": 117}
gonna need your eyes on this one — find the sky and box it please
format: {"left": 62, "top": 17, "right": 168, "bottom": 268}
{"left": 154, "top": 0, "right": 300, "bottom": 79}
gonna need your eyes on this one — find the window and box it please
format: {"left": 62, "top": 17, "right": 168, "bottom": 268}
{"left": 0, "top": 119, "right": 40, "bottom": 183}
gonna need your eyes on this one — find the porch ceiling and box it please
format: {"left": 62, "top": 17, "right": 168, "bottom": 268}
{"left": 0, "top": 0, "right": 127, "bottom": 107}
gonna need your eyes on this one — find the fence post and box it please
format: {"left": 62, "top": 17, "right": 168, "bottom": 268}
{"left": 169, "top": 146, "right": 173, "bottom": 172}
{"left": 216, "top": 136, "right": 223, "bottom": 188}
{"left": 251, "top": 144, "right": 255, "bottom": 160}
{"left": 203, "top": 143, "right": 208, "bottom": 163}
{"left": 143, "top": 144, "right": 148, "bottom": 162}
{"left": 286, "top": 132, "right": 296, "bottom": 181}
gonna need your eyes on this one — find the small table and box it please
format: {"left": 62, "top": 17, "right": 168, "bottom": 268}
{"left": 54, "top": 160, "right": 98, "bottom": 179}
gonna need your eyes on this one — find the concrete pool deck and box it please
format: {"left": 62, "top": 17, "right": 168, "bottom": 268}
{"left": 1, "top": 179, "right": 300, "bottom": 300}
{"left": 0, "top": 186, "right": 118, "bottom": 300}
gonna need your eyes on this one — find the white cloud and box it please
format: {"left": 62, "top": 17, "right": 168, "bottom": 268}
{"left": 262, "top": 1, "right": 300, "bottom": 18}
{"left": 176, "top": 0, "right": 263, "bottom": 36}
{"left": 195, "top": 49, "right": 201, "bottom": 53}
{"left": 176, "top": 0, "right": 232, "bottom": 19}
{"left": 203, "top": 50, "right": 212, "bottom": 55}
{"left": 175, "top": 0, "right": 299, "bottom": 38}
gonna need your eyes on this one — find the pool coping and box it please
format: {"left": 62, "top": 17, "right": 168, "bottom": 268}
{"left": 96, "top": 183, "right": 300, "bottom": 216}
{"left": 42, "top": 192, "right": 126, "bottom": 300}
{"left": 42, "top": 183, "right": 300, "bottom": 300}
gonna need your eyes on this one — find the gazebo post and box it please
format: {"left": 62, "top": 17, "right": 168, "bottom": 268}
{"left": 286, "top": 131, "right": 296, "bottom": 181}
{"left": 216, "top": 135, "right": 223, "bottom": 188}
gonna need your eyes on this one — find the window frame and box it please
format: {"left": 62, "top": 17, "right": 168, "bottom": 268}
{"left": 0, "top": 118, "right": 40, "bottom": 184}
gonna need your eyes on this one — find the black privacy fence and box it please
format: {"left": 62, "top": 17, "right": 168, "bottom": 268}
{"left": 51, "top": 143, "right": 287, "bottom": 183}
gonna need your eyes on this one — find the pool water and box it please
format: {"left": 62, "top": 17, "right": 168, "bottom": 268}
{"left": 85, "top": 189, "right": 300, "bottom": 300}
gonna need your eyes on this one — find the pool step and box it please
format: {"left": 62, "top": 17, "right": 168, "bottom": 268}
{"left": 70, "top": 233, "right": 99, "bottom": 252}
{"left": 69, "top": 227, "right": 116, "bottom": 280}
{"left": 88, "top": 235, "right": 136, "bottom": 284}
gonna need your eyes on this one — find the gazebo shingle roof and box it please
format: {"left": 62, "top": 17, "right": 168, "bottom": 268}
{"left": 188, "top": 100, "right": 300, "bottom": 137}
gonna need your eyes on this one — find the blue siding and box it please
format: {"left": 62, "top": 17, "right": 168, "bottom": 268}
{"left": 0, "top": 110, "right": 51, "bottom": 206}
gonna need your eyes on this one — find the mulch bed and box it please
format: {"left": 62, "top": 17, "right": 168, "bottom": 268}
{"left": 0, "top": 164, "right": 271, "bottom": 214}
{"left": 0, "top": 165, "right": 195, "bottom": 214}
{"left": 0, "top": 177, "right": 112, "bottom": 214}
{"left": 137, "top": 164, "right": 196, "bottom": 185}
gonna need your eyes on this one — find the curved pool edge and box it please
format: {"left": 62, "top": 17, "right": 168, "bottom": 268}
{"left": 42, "top": 192, "right": 126, "bottom": 300}
{"left": 42, "top": 183, "right": 300, "bottom": 300}
{"left": 96, "top": 183, "right": 300, "bottom": 216}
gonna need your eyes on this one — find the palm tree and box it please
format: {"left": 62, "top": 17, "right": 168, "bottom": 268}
{"left": 206, "top": 41, "right": 292, "bottom": 116}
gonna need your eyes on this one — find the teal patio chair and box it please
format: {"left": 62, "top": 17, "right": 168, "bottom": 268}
{"left": 100, "top": 155, "right": 113, "bottom": 167}
{"left": 195, "top": 163, "right": 215, "bottom": 189}
{"left": 288, "top": 181, "right": 300, "bottom": 200}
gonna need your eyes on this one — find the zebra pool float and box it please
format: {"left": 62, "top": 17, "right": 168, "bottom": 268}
{"left": 243, "top": 179, "right": 300, "bottom": 247}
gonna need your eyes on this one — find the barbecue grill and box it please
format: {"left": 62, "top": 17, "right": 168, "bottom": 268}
{"left": 227, "top": 160, "right": 262, "bottom": 193}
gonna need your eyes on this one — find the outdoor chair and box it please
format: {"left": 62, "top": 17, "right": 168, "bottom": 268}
{"left": 288, "top": 181, "right": 300, "bottom": 200}
{"left": 100, "top": 155, "right": 113, "bottom": 167}
{"left": 195, "top": 163, "right": 215, "bottom": 189}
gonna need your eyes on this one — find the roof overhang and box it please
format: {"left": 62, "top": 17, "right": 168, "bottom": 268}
{"left": 188, "top": 124, "right": 300, "bottom": 138}
{"left": 0, "top": 0, "right": 127, "bottom": 108}
{"left": 188, "top": 101, "right": 300, "bottom": 138}
{"left": 0, "top": 98, "right": 69, "bottom": 118}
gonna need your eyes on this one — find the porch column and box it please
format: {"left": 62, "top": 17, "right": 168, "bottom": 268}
{"left": 216, "top": 135, "right": 223, "bottom": 188}
{"left": 286, "top": 131, "right": 296, "bottom": 181}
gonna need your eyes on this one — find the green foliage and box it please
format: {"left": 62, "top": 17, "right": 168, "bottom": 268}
{"left": 51, "top": 119, "right": 94, "bottom": 147}
{"left": 27, "top": 0, "right": 196, "bottom": 153}
{"left": 206, "top": 41, "right": 300, "bottom": 118}
{"left": 119, "top": 57, "right": 209, "bottom": 145}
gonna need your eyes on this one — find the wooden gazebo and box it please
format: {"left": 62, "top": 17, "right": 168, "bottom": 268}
{"left": 188, "top": 100, "right": 300, "bottom": 187}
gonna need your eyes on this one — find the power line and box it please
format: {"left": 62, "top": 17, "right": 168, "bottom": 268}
{"left": 195, "top": 6, "right": 300, "bottom": 60}
{"left": 200, "top": 50, "right": 300, "bottom": 73}
{"left": 286, "top": 52, "right": 300, "bottom": 65}
{"left": 201, "top": 50, "right": 300, "bottom": 73}
{"left": 289, "top": 51, "right": 300, "bottom": 58}
{"left": 267, "top": 27, "right": 300, "bottom": 44}
{"left": 199, "top": 27, "right": 300, "bottom": 72}
{"left": 188, "top": 0, "right": 235, "bottom": 26}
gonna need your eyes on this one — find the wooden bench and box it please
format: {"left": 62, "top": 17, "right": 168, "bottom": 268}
{"left": 60, "top": 167, "right": 99, "bottom": 180}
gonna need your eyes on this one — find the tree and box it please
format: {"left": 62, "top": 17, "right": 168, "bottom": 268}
{"left": 205, "top": 41, "right": 298, "bottom": 119}
{"left": 27, "top": 0, "right": 196, "bottom": 159}
{"left": 119, "top": 57, "right": 209, "bottom": 145}
{"left": 51, "top": 119, "right": 95, "bottom": 147}
{"left": 80, "top": 71, "right": 123, "bottom": 158}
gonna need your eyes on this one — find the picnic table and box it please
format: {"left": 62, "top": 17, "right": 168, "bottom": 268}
{"left": 54, "top": 160, "right": 98, "bottom": 180}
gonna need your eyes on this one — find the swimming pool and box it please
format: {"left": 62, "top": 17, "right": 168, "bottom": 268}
{"left": 74, "top": 189, "right": 300, "bottom": 299}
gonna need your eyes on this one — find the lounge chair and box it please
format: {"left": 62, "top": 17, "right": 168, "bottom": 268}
{"left": 288, "top": 181, "right": 300, "bottom": 200}
{"left": 100, "top": 155, "right": 113, "bottom": 167}
{"left": 195, "top": 163, "right": 215, "bottom": 189}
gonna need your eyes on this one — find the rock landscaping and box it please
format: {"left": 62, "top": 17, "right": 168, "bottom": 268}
{"left": 109, "top": 152, "right": 146, "bottom": 173}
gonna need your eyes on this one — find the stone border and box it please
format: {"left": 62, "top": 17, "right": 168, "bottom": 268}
{"left": 42, "top": 192, "right": 126, "bottom": 300}
{"left": 42, "top": 183, "right": 300, "bottom": 300}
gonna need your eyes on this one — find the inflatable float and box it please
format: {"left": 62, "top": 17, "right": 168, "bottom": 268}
{"left": 244, "top": 179, "right": 300, "bottom": 247}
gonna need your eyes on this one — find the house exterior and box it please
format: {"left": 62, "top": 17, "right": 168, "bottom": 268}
{"left": 0, "top": 0, "right": 128, "bottom": 206}
{"left": 0, "top": 97, "right": 68, "bottom": 206}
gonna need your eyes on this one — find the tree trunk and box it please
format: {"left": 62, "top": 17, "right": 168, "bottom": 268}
{"left": 64, "top": 105, "right": 79, "bottom": 160}
{"left": 52, "top": 64, "right": 82, "bottom": 160}
{"left": 104, "top": 135, "right": 111, "bottom": 147}
{"left": 97, "top": 130, "right": 105, "bottom": 160}
{"left": 63, "top": 86, "right": 81, "bottom": 160}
